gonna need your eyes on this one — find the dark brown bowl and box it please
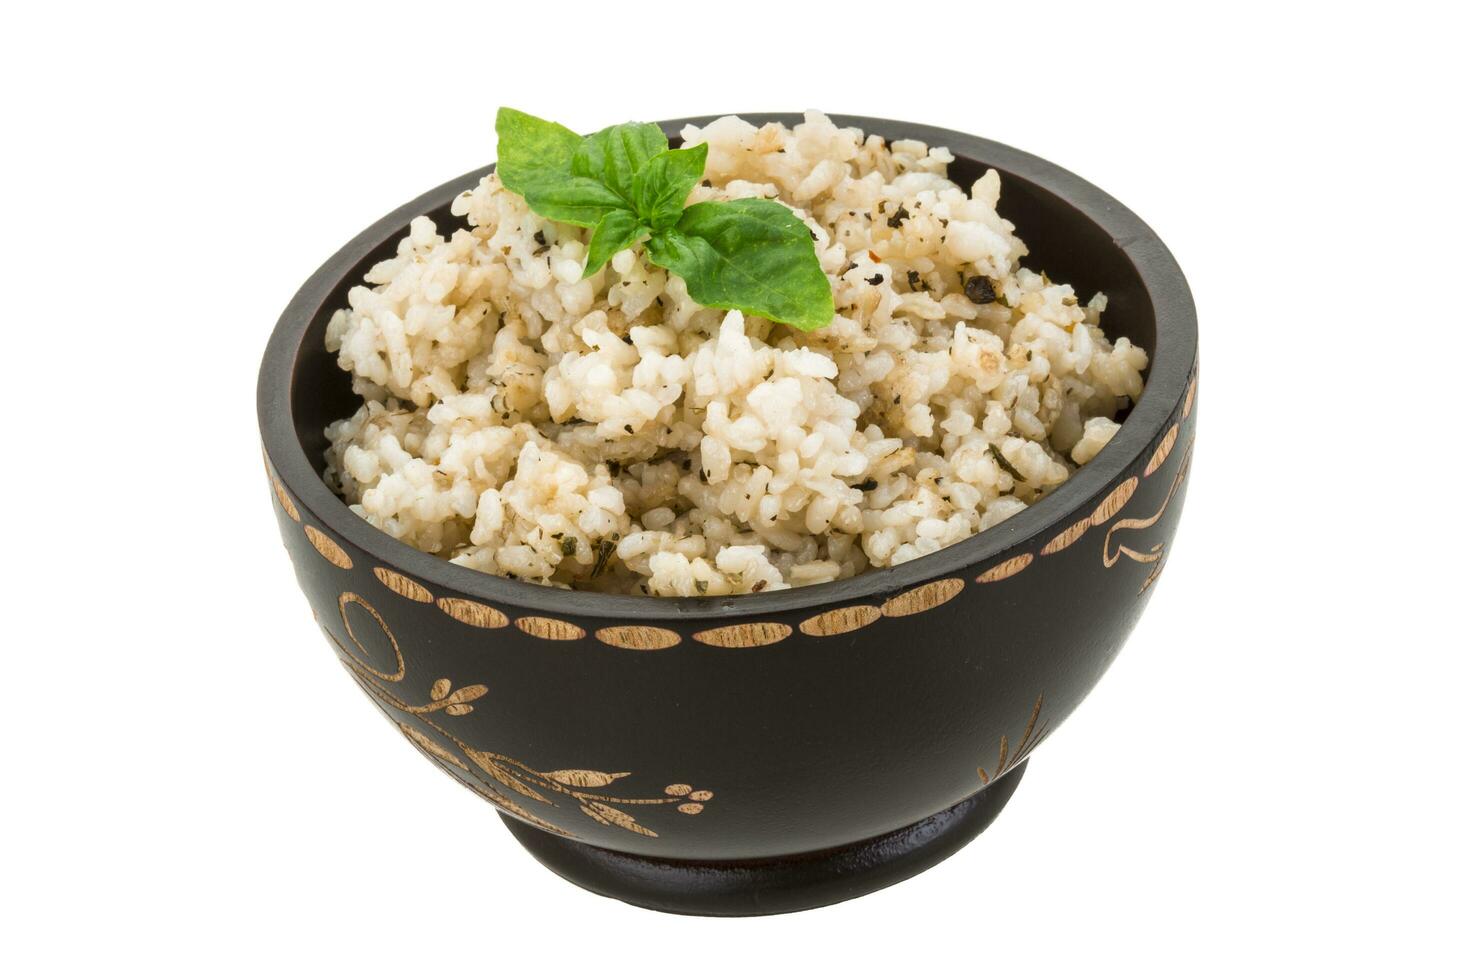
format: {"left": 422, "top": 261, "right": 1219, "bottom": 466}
{"left": 257, "top": 113, "right": 1197, "bottom": 916}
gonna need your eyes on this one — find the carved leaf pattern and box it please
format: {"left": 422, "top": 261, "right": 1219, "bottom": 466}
{"left": 399, "top": 724, "right": 465, "bottom": 770}
{"left": 443, "top": 684, "right": 487, "bottom": 706}
{"left": 580, "top": 801, "right": 658, "bottom": 837}
{"left": 543, "top": 769, "right": 631, "bottom": 788}
{"left": 494, "top": 792, "right": 555, "bottom": 829}
{"left": 327, "top": 591, "right": 713, "bottom": 839}
{"left": 464, "top": 749, "right": 553, "bottom": 803}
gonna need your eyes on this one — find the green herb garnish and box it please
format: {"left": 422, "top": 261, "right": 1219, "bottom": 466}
{"left": 495, "top": 108, "right": 835, "bottom": 332}
{"left": 589, "top": 538, "right": 617, "bottom": 578}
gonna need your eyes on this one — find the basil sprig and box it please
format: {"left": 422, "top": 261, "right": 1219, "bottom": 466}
{"left": 495, "top": 108, "right": 834, "bottom": 333}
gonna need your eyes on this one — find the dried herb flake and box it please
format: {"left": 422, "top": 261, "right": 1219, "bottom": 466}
{"left": 964, "top": 276, "right": 997, "bottom": 304}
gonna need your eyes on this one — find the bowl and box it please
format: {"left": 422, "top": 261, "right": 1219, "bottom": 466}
{"left": 257, "top": 113, "right": 1197, "bottom": 916}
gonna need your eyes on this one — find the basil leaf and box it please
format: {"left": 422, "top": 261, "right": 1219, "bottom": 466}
{"left": 494, "top": 107, "right": 581, "bottom": 186}
{"left": 494, "top": 108, "right": 626, "bottom": 227}
{"left": 495, "top": 110, "right": 833, "bottom": 332}
{"left": 646, "top": 199, "right": 834, "bottom": 332}
{"left": 632, "top": 144, "right": 708, "bottom": 232}
{"left": 582, "top": 209, "right": 650, "bottom": 280}
{"left": 514, "top": 178, "right": 627, "bottom": 229}
{"left": 571, "top": 122, "right": 668, "bottom": 203}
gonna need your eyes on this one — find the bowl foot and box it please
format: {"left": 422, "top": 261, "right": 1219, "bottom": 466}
{"left": 500, "top": 759, "right": 1026, "bottom": 916}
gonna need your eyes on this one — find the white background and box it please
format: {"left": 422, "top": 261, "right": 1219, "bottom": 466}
{"left": 4, "top": 2, "right": 1466, "bottom": 976}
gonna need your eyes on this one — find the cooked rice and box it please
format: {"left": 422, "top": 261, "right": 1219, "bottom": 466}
{"left": 322, "top": 112, "right": 1148, "bottom": 596}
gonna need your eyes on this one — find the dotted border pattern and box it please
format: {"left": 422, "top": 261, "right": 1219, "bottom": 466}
{"left": 262, "top": 369, "right": 1196, "bottom": 650}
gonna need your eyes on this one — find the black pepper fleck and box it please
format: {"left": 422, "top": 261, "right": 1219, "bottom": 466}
{"left": 865, "top": 273, "right": 884, "bottom": 285}
{"left": 852, "top": 479, "right": 878, "bottom": 492}
{"left": 887, "top": 205, "right": 910, "bottom": 228}
{"left": 907, "top": 270, "right": 921, "bottom": 289}
{"left": 964, "top": 276, "right": 998, "bottom": 304}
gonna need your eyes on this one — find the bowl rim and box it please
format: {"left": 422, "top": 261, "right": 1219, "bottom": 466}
{"left": 258, "top": 112, "right": 1196, "bottom": 621}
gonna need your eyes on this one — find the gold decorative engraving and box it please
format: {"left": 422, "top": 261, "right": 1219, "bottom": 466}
{"left": 416, "top": 751, "right": 572, "bottom": 837}
{"left": 881, "top": 578, "right": 965, "bottom": 617}
{"left": 692, "top": 622, "right": 793, "bottom": 648}
{"left": 1090, "top": 476, "right": 1139, "bottom": 524}
{"left": 373, "top": 567, "right": 434, "bottom": 602}
{"left": 305, "top": 526, "right": 353, "bottom": 569}
{"left": 976, "top": 553, "right": 1033, "bottom": 583}
{"left": 978, "top": 694, "right": 1048, "bottom": 785}
{"left": 400, "top": 723, "right": 466, "bottom": 770}
{"left": 663, "top": 785, "right": 714, "bottom": 816}
{"left": 1041, "top": 516, "right": 1093, "bottom": 555}
{"left": 335, "top": 592, "right": 405, "bottom": 682}
{"left": 263, "top": 451, "right": 301, "bottom": 521}
{"left": 436, "top": 596, "right": 509, "bottom": 629}
{"left": 543, "top": 769, "right": 631, "bottom": 788}
{"left": 1137, "top": 555, "right": 1168, "bottom": 596}
{"left": 325, "top": 600, "right": 707, "bottom": 838}
{"left": 1102, "top": 439, "right": 1194, "bottom": 595}
{"left": 462, "top": 748, "right": 552, "bottom": 802}
{"left": 1041, "top": 388, "right": 1194, "bottom": 561}
{"left": 799, "top": 605, "right": 882, "bottom": 637}
{"left": 595, "top": 625, "right": 682, "bottom": 650}
{"left": 273, "top": 481, "right": 300, "bottom": 522}
{"left": 1144, "top": 423, "right": 1180, "bottom": 477}
{"left": 515, "top": 616, "right": 586, "bottom": 641}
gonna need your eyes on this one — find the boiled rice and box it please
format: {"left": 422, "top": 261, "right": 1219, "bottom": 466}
{"left": 322, "top": 112, "right": 1148, "bottom": 596}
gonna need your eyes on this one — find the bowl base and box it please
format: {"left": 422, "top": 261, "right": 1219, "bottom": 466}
{"left": 500, "top": 759, "right": 1026, "bottom": 916}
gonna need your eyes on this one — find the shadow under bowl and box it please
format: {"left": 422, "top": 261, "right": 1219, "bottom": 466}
{"left": 257, "top": 113, "right": 1198, "bottom": 916}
